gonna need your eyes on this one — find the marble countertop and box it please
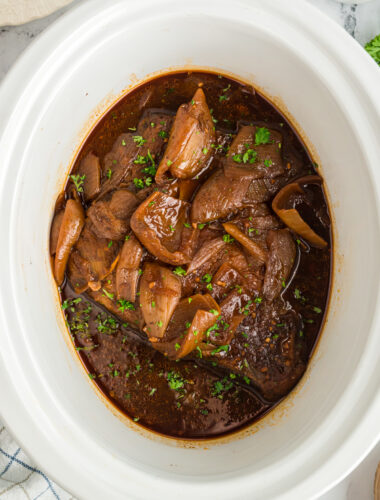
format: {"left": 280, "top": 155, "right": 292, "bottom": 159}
{"left": 0, "top": 1, "right": 379, "bottom": 499}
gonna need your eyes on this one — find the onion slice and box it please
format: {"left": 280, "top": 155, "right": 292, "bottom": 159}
{"left": 153, "top": 294, "right": 220, "bottom": 360}
{"left": 140, "top": 263, "right": 182, "bottom": 339}
{"left": 155, "top": 88, "right": 215, "bottom": 184}
{"left": 115, "top": 234, "right": 143, "bottom": 302}
{"left": 54, "top": 199, "right": 84, "bottom": 285}
{"left": 222, "top": 222, "right": 268, "bottom": 263}
{"left": 272, "top": 175, "right": 328, "bottom": 248}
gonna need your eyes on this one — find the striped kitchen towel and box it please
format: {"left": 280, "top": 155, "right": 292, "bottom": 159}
{"left": 0, "top": 422, "right": 73, "bottom": 500}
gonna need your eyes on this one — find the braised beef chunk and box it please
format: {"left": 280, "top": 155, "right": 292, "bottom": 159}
{"left": 99, "top": 111, "right": 173, "bottom": 195}
{"left": 67, "top": 221, "right": 120, "bottom": 293}
{"left": 210, "top": 299, "right": 306, "bottom": 401}
{"left": 87, "top": 189, "right": 139, "bottom": 240}
{"left": 263, "top": 229, "right": 296, "bottom": 302}
{"left": 225, "top": 125, "right": 284, "bottom": 180}
{"left": 130, "top": 191, "right": 191, "bottom": 265}
{"left": 191, "top": 168, "right": 252, "bottom": 223}
{"left": 53, "top": 71, "right": 331, "bottom": 439}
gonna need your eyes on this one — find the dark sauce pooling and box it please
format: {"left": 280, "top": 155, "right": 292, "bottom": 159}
{"left": 51, "top": 72, "right": 331, "bottom": 439}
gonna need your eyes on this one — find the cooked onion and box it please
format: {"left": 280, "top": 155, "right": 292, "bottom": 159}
{"left": 222, "top": 222, "right": 268, "bottom": 263}
{"left": 54, "top": 199, "right": 85, "bottom": 285}
{"left": 116, "top": 234, "right": 143, "bottom": 302}
{"left": 140, "top": 263, "right": 181, "bottom": 339}
{"left": 272, "top": 176, "right": 327, "bottom": 248}
{"left": 154, "top": 294, "right": 220, "bottom": 359}
{"left": 155, "top": 88, "right": 215, "bottom": 184}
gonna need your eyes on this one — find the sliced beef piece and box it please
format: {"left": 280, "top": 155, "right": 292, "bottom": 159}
{"left": 191, "top": 168, "right": 252, "bottom": 223}
{"left": 206, "top": 289, "right": 257, "bottom": 346}
{"left": 100, "top": 133, "right": 136, "bottom": 194}
{"left": 184, "top": 241, "right": 261, "bottom": 300}
{"left": 67, "top": 220, "right": 121, "bottom": 293}
{"left": 130, "top": 111, "right": 173, "bottom": 181}
{"left": 87, "top": 189, "right": 139, "bottom": 240}
{"left": 186, "top": 237, "right": 227, "bottom": 275}
{"left": 99, "top": 112, "right": 173, "bottom": 195}
{"left": 201, "top": 298, "right": 305, "bottom": 401}
{"left": 211, "top": 263, "right": 244, "bottom": 302}
{"left": 243, "top": 179, "right": 272, "bottom": 204}
{"left": 225, "top": 125, "right": 284, "bottom": 180}
{"left": 263, "top": 229, "right": 296, "bottom": 302}
{"left": 156, "top": 88, "right": 215, "bottom": 184}
{"left": 77, "top": 152, "right": 101, "bottom": 201}
{"left": 130, "top": 191, "right": 191, "bottom": 265}
{"left": 190, "top": 125, "right": 285, "bottom": 224}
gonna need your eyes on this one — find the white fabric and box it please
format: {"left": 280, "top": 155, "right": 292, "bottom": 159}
{"left": 0, "top": 0, "right": 73, "bottom": 26}
{"left": 0, "top": 423, "right": 74, "bottom": 500}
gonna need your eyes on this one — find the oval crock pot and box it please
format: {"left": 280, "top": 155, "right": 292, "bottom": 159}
{"left": 0, "top": 0, "right": 380, "bottom": 499}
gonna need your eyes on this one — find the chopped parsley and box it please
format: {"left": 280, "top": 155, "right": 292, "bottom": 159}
{"left": 69, "top": 174, "right": 85, "bottom": 193}
{"left": 211, "top": 377, "right": 233, "bottom": 397}
{"left": 365, "top": 34, "right": 380, "bottom": 66}
{"left": 211, "top": 345, "right": 229, "bottom": 355}
{"left": 173, "top": 266, "right": 186, "bottom": 276}
{"left": 118, "top": 300, "right": 135, "bottom": 312}
{"left": 133, "top": 135, "right": 146, "bottom": 147}
{"left": 255, "top": 127, "right": 271, "bottom": 145}
{"left": 167, "top": 371, "right": 185, "bottom": 391}
{"left": 222, "top": 234, "right": 234, "bottom": 243}
{"left": 102, "top": 288, "right": 114, "bottom": 300}
{"left": 133, "top": 178, "right": 145, "bottom": 189}
{"left": 96, "top": 313, "right": 119, "bottom": 334}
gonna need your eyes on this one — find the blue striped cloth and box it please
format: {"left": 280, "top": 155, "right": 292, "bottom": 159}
{"left": 0, "top": 423, "right": 73, "bottom": 500}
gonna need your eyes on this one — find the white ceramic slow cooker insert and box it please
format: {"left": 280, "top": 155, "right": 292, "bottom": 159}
{"left": 0, "top": 1, "right": 380, "bottom": 499}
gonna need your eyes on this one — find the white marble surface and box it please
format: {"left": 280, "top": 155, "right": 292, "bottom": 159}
{"left": 0, "top": 0, "right": 379, "bottom": 499}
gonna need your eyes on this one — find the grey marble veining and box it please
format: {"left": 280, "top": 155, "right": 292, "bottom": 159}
{"left": 307, "top": 0, "right": 380, "bottom": 45}
{"left": 0, "top": 0, "right": 83, "bottom": 81}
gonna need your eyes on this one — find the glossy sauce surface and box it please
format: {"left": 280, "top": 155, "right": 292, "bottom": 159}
{"left": 55, "top": 72, "right": 331, "bottom": 438}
